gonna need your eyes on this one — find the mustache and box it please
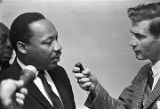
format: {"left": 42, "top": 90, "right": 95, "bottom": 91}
{"left": 56, "top": 51, "right": 61, "bottom": 55}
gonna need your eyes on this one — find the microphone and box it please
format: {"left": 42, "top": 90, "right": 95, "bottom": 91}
{"left": 75, "top": 62, "right": 84, "bottom": 73}
{"left": 75, "top": 62, "right": 89, "bottom": 91}
{"left": 20, "top": 65, "right": 38, "bottom": 86}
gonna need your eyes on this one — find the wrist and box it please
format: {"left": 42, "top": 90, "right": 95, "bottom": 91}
{"left": 90, "top": 82, "right": 100, "bottom": 97}
{"left": 1, "top": 98, "right": 12, "bottom": 107}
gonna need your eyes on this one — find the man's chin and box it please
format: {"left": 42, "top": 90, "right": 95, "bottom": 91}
{"left": 47, "top": 63, "right": 58, "bottom": 70}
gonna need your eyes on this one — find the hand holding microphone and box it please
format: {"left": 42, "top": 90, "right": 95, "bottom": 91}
{"left": 0, "top": 79, "right": 27, "bottom": 109}
{"left": 0, "top": 65, "right": 37, "bottom": 109}
{"left": 73, "top": 62, "right": 98, "bottom": 92}
{"left": 75, "top": 62, "right": 84, "bottom": 73}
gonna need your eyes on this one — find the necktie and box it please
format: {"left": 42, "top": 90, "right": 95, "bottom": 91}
{"left": 148, "top": 69, "right": 154, "bottom": 89}
{"left": 38, "top": 70, "right": 64, "bottom": 109}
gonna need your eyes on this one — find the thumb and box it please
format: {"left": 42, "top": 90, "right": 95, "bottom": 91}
{"left": 14, "top": 80, "right": 24, "bottom": 88}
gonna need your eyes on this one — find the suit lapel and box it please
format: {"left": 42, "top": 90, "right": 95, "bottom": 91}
{"left": 144, "top": 78, "right": 160, "bottom": 108}
{"left": 53, "top": 78, "right": 68, "bottom": 109}
{"left": 130, "top": 63, "right": 150, "bottom": 109}
{"left": 27, "top": 82, "right": 53, "bottom": 109}
{"left": 12, "top": 59, "right": 53, "bottom": 109}
{"left": 48, "top": 68, "right": 73, "bottom": 109}
{"left": 139, "top": 76, "right": 148, "bottom": 107}
{"left": 135, "top": 70, "right": 148, "bottom": 109}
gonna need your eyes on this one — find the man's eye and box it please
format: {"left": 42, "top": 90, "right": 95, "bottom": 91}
{"left": 42, "top": 40, "right": 52, "bottom": 45}
{"left": 45, "top": 41, "right": 52, "bottom": 45}
{"left": 135, "top": 34, "right": 145, "bottom": 40}
{"left": 56, "top": 37, "right": 58, "bottom": 41}
{"left": 0, "top": 38, "right": 6, "bottom": 44}
{"left": 0, "top": 35, "right": 7, "bottom": 44}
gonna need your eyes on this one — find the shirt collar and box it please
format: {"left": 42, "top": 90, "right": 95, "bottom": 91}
{"left": 151, "top": 60, "right": 160, "bottom": 77}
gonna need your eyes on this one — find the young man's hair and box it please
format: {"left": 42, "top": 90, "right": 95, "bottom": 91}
{"left": 9, "top": 12, "right": 45, "bottom": 51}
{"left": 128, "top": 2, "right": 160, "bottom": 38}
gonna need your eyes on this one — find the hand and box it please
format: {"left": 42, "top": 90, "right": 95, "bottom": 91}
{"left": 0, "top": 79, "right": 28, "bottom": 109}
{"left": 73, "top": 66, "right": 98, "bottom": 92}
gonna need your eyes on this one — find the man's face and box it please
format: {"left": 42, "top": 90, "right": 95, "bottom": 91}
{"left": 25, "top": 19, "right": 62, "bottom": 70}
{"left": 0, "top": 25, "right": 13, "bottom": 64}
{"left": 130, "top": 20, "right": 160, "bottom": 62}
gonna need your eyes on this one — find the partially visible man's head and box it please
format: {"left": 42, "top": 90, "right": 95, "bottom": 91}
{"left": 10, "top": 12, "right": 62, "bottom": 70}
{"left": 128, "top": 2, "right": 160, "bottom": 38}
{"left": 128, "top": 2, "right": 160, "bottom": 63}
{"left": 0, "top": 23, "right": 12, "bottom": 65}
{"left": 9, "top": 12, "right": 45, "bottom": 51}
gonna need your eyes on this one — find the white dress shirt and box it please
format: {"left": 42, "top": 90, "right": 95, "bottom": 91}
{"left": 17, "top": 58, "right": 61, "bottom": 106}
{"left": 151, "top": 60, "right": 160, "bottom": 91}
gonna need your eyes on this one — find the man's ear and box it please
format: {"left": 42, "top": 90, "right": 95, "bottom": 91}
{"left": 17, "top": 41, "right": 27, "bottom": 54}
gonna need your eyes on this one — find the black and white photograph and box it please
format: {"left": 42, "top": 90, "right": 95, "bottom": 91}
{"left": 0, "top": 0, "right": 160, "bottom": 109}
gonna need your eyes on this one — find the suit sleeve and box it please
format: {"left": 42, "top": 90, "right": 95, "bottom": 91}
{"left": 84, "top": 63, "right": 150, "bottom": 109}
{"left": 84, "top": 82, "right": 131, "bottom": 109}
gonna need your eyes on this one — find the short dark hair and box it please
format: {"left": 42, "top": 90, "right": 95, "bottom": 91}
{"left": 128, "top": 2, "right": 160, "bottom": 22}
{"left": 9, "top": 12, "right": 45, "bottom": 51}
{"left": 128, "top": 2, "right": 160, "bottom": 38}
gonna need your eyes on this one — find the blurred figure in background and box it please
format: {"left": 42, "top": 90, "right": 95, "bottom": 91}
{"left": 73, "top": 2, "right": 160, "bottom": 109}
{"left": 0, "top": 23, "right": 13, "bottom": 75}
{"left": 0, "top": 1, "right": 26, "bottom": 109}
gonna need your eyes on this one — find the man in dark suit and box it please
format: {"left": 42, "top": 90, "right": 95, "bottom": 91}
{"left": 1, "top": 12, "right": 75, "bottom": 109}
{"left": 0, "top": 23, "right": 13, "bottom": 75}
{"left": 73, "top": 2, "right": 160, "bottom": 109}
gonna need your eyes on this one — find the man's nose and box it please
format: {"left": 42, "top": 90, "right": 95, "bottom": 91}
{"left": 129, "top": 36, "right": 137, "bottom": 47}
{"left": 6, "top": 39, "right": 12, "bottom": 49}
{"left": 53, "top": 43, "right": 62, "bottom": 52}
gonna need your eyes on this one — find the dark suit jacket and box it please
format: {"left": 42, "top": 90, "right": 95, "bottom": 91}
{"left": 85, "top": 63, "right": 160, "bottom": 109}
{"left": 0, "top": 62, "right": 10, "bottom": 76}
{"left": 1, "top": 59, "right": 76, "bottom": 109}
